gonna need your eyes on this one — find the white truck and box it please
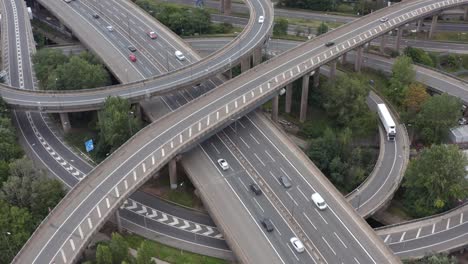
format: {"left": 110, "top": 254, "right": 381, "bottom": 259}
{"left": 377, "top": 103, "right": 396, "bottom": 141}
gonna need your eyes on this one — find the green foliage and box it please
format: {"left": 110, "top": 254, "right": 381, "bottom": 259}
{"left": 415, "top": 93, "right": 461, "bottom": 144}
{"left": 276, "top": 0, "right": 334, "bottom": 11}
{"left": 273, "top": 18, "right": 288, "bottom": 36}
{"left": 96, "top": 244, "right": 113, "bottom": 264}
{"left": 0, "top": 199, "right": 35, "bottom": 264}
{"left": 403, "top": 253, "right": 458, "bottom": 264}
{"left": 0, "top": 117, "right": 23, "bottom": 162}
{"left": 403, "top": 144, "right": 468, "bottom": 218}
{"left": 33, "top": 49, "right": 68, "bottom": 89}
{"left": 354, "top": 0, "right": 378, "bottom": 15}
{"left": 317, "top": 22, "right": 329, "bottom": 36}
{"left": 387, "top": 56, "right": 415, "bottom": 105}
{"left": 0, "top": 157, "right": 64, "bottom": 221}
{"left": 109, "top": 233, "right": 130, "bottom": 263}
{"left": 209, "top": 22, "right": 234, "bottom": 34}
{"left": 440, "top": 54, "right": 462, "bottom": 70}
{"left": 136, "top": 0, "right": 211, "bottom": 36}
{"left": 403, "top": 46, "right": 435, "bottom": 67}
{"left": 136, "top": 240, "right": 155, "bottom": 264}
{"left": 97, "top": 97, "right": 143, "bottom": 155}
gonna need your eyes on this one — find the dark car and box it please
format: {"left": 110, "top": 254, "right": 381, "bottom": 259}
{"left": 128, "top": 45, "right": 137, "bottom": 52}
{"left": 250, "top": 183, "right": 262, "bottom": 195}
{"left": 92, "top": 14, "right": 99, "bottom": 19}
{"left": 325, "top": 41, "right": 335, "bottom": 47}
{"left": 278, "top": 176, "right": 292, "bottom": 188}
{"left": 260, "top": 218, "right": 274, "bottom": 232}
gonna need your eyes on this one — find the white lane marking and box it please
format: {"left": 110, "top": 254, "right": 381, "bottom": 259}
{"left": 322, "top": 236, "right": 336, "bottom": 255}
{"left": 133, "top": 171, "right": 137, "bottom": 181}
{"left": 315, "top": 208, "right": 328, "bottom": 224}
{"left": 303, "top": 212, "right": 317, "bottom": 230}
{"left": 399, "top": 232, "right": 406, "bottom": 242}
{"left": 87, "top": 218, "right": 93, "bottom": 229}
{"left": 161, "top": 148, "right": 165, "bottom": 157}
{"left": 286, "top": 191, "right": 298, "bottom": 206}
{"left": 249, "top": 133, "right": 260, "bottom": 144}
{"left": 286, "top": 243, "right": 300, "bottom": 261}
{"left": 354, "top": 257, "right": 361, "bottom": 264}
{"left": 432, "top": 223, "right": 436, "bottom": 234}
{"left": 253, "top": 197, "right": 265, "bottom": 213}
{"left": 334, "top": 232, "right": 347, "bottom": 249}
{"left": 170, "top": 141, "right": 174, "bottom": 149}
{"left": 69, "top": 238, "right": 75, "bottom": 251}
{"left": 297, "top": 186, "right": 309, "bottom": 202}
{"left": 124, "top": 180, "right": 128, "bottom": 190}
{"left": 384, "top": 234, "right": 390, "bottom": 243}
{"left": 60, "top": 249, "right": 67, "bottom": 263}
{"left": 446, "top": 218, "right": 450, "bottom": 230}
{"left": 460, "top": 213, "right": 464, "bottom": 225}
{"left": 114, "top": 187, "right": 120, "bottom": 198}
{"left": 78, "top": 226, "right": 84, "bottom": 239}
{"left": 253, "top": 153, "right": 266, "bottom": 166}
{"left": 179, "top": 134, "right": 183, "bottom": 143}
{"left": 210, "top": 142, "right": 221, "bottom": 154}
{"left": 238, "top": 177, "right": 249, "bottom": 191}
{"left": 239, "top": 137, "right": 250, "bottom": 149}
{"left": 151, "top": 155, "right": 155, "bottom": 165}
{"left": 270, "top": 220, "right": 282, "bottom": 236}
{"left": 106, "top": 198, "right": 110, "bottom": 209}
{"left": 264, "top": 150, "right": 275, "bottom": 162}
{"left": 96, "top": 205, "right": 101, "bottom": 218}
{"left": 416, "top": 228, "right": 421, "bottom": 238}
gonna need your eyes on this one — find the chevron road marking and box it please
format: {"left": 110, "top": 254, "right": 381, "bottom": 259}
{"left": 168, "top": 218, "right": 179, "bottom": 226}
{"left": 202, "top": 226, "right": 215, "bottom": 236}
{"left": 125, "top": 200, "right": 138, "bottom": 210}
{"left": 147, "top": 209, "right": 158, "bottom": 218}
{"left": 180, "top": 220, "right": 191, "bottom": 229}
{"left": 136, "top": 205, "right": 147, "bottom": 215}
{"left": 192, "top": 224, "right": 202, "bottom": 233}
{"left": 158, "top": 213, "right": 169, "bottom": 222}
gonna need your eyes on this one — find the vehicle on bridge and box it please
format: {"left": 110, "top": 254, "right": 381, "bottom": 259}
{"left": 377, "top": 104, "right": 396, "bottom": 141}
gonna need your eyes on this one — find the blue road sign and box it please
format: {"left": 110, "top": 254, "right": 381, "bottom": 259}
{"left": 85, "top": 139, "right": 94, "bottom": 152}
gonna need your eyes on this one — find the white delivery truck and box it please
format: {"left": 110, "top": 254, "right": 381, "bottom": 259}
{"left": 377, "top": 103, "right": 396, "bottom": 141}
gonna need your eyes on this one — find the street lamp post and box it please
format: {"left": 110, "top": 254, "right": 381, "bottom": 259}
{"left": 128, "top": 111, "right": 134, "bottom": 135}
{"left": 3, "top": 231, "right": 13, "bottom": 260}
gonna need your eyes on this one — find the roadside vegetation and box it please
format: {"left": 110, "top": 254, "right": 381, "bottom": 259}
{"left": 0, "top": 98, "right": 65, "bottom": 263}
{"left": 403, "top": 253, "right": 458, "bottom": 264}
{"left": 33, "top": 49, "right": 111, "bottom": 90}
{"left": 276, "top": 0, "right": 386, "bottom": 15}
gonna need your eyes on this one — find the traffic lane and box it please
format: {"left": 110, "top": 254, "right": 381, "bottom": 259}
{"left": 72, "top": 1, "right": 164, "bottom": 76}
{"left": 222, "top": 115, "right": 365, "bottom": 263}
{"left": 245, "top": 112, "right": 391, "bottom": 263}
{"left": 5, "top": 0, "right": 20, "bottom": 85}
{"left": 201, "top": 135, "right": 314, "bottom": 263}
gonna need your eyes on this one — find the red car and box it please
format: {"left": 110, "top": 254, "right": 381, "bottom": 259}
{"left": 147, "top": 31, "right": 157, "bottom": 39}
{"left": 129, "top": 53, "right": 137, "bottom": 62}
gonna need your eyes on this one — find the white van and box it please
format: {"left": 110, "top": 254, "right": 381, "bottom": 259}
{"left": 175, "top": 50, "right": 185, "bottom": 61}
{"left": 311, "top": 192, "right": 327, "bottom": 210}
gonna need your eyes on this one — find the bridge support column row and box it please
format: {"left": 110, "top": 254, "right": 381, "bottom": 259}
{"left": 271, "top": 95, "right": 279, "bottom": 122}
{"left": 429, "top": 14, "right": 438, "bottom": 39}
{"left": 240, "top": 56, "right": 250, "bottom": 72}
{"left": 115, "top": 209, "right": 123, "bottom": 233}
{"left": 341, "top": 52, "right": 347, "bottom": 64}
{"left": 354, "top": 46, "right": 363, "bottom": 72}
{"left": 329, "top": 60, "right": 337, "bottom": 81}
{"left": 252, "top": 47, "right": 262, "bottom": 66}
{"left": 395, "top": 27, "right": 403, "bottom": 51}
{"left": 416, "top": 19, "right": 422, "bottom": 32}
{"left": 300, "top": 74, "right": 310, "bottom": 123}
{"left": 285, "top": 83, "right": 293, "bottom": 114}
{"left": 313, "top": 67, "right": 320, "bottom": 88}
{"left": 220, "top": 0, "right": 232, "bottom": 15}
{"left": 60, "top": 113, "right": 71, "bottom": 133}
{"left": 169, "top": 158, "right": 178, "bottom": 189}
{"left": 380, "top": 34, "right": 387, "bottom": 54}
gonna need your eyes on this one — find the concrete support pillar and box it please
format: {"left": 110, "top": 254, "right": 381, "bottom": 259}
{"left": 395, "top": 27, "right": 403, "bottom": 51}
{"left": 271, "top": 95, "right": 279, "bottom": 122}
{"left": 380, "top": 34, "right": 387, "bottom": 54}
{"left": 59, "top": 113, "right": 71, "bottom": 132}
{"left": 313, "top": 67, "right": 320, "bottom": 88}
{"left": 59, "top": 21, "right": 65, "bottom": 32}
{"left": 240, "top": 56, "right": 250, "bottom": 72}
{"left": 285, "top": 83, "right": 293, "bottom": 114}
{"left": 464, "top": 7, "right": 468, "bottom": 21}
{"left": 416, "top": 19, "right": 422, "bottom": 32}
{"left": 429, "top": 14, "right": 438, "bottom": 39}
{"left": 341, "top": 52, "right": 347, "bottom": 64}
{"left": 354, "top": 46, "right": 363, "bottom": 72}
{"left": 115, "top": 209, "right": 123, "bottom": 233}
{"left": 220, "top": 0, "right": 232, "bottom": 15}
{"left": 252, "top": 47, "right": 262, "bottom": 66}
{"left": 133, "top": 103, "right": 142, "bottom": 120}
{"left": 169, "top": 159, "right": 177, "bottom": 189}
{"left": 329, "top": 61, "right": 336, "bottom": 81}
{"left": 224, "top": 69, "right": 232, "bottom": 79}
{"left": 299, "top": 74, "right": 310, "bottom": 123}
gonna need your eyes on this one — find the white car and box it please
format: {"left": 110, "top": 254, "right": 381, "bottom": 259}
{"left": 175, "top": 50, "right": 185, "bottom": 61}
{"left": 290, "top": 237, "right": 305, "bottom": 253}
{"left": 217, "top": 159, "right": 229, "bottom": 171}
{"left": 258, "top": 15, "right": 264, "bottom": 23}
{"left": 459, "top": 117, "right": 467, "bottom": 125}
{"left": 311, "top": 192, "right": 327, "bottom": 210}
{"left": 106, "top": 25, "right": 114, "bottom": 32}
{"left": 63, "top": 0, "right": 72, "bottom": 3}
{"left": 379, "top": 17, "right": 389, "bottom": 23}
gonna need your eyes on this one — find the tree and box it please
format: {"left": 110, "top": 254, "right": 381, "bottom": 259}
{"left": 30, "top": 177, "right": 64, "bottom": 220}
{"left": 277, "top": 0, "right": 334, "bottom": 11}
{"left": 387, "top": 56, "right": 415, "bottom": 105}
{"left": 403, "top": 144, "right": 468, "bottom": 218}
{"left": 404, "top": 253, "right": 457, "bottom": 264}
{"left": 96, "top": 244, "right": 113, "bottom": 264}
{"left": 320, "top": 74, "right": 370, "bottom": 127}
{"left": 317, "top": 22, "right": 329, "bottom": 36}
{"left": 48, "top": 56, "right": 110, "bottom": 90}
{"left": 403, "top": 83, "right": 429, "bottom": 114}
{"left": 415, "top": 93, "right": 461, "bottom": 144}
{"left": 136, "top": 240, "right": 155, "bottom": 264}
{"left": 273, "top": 18, "right": 288, "bottom": 36}
{"left": 32, "top": 49, "right": 68, "bottom": 89}
{"left": 109, "top": 233, "right": 129, "bottom": 263}
{"left": 0, "top": 199, "right": 35, "bottom": 264}
{"left": 97, "top": 97, "right": 142, "bottom": 154}
{"left": 0, "top": 117, "right": 23, "bottom": 162}
{"left": 403, "top": 46, "right": 435, "bottom": 67}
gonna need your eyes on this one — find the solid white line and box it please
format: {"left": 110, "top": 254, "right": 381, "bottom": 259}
{"left": 334, "top": 232, "right": 348, "bottom": 249}
{"left": 322, "top": 236, "right": 336, "bottom": 255}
